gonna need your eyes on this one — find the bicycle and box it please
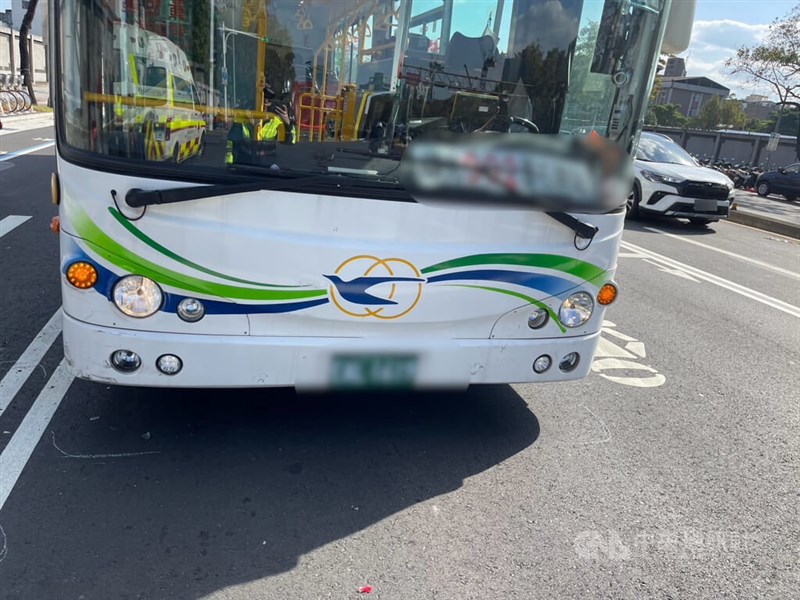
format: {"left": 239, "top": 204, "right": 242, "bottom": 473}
{"left": 9, "top": 74, "right": 32, "bottom": 111}
{"left": 0, "top": 74, "right": 19, "bottom": 114}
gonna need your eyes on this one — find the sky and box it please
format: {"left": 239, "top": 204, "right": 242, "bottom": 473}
{"left": 675, "top": 0, "right": 797, "bottom": 100}
{"left": 3, "top": 0, "right": 794, "bottom": 100}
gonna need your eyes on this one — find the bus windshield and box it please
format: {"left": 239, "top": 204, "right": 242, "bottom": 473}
{"left": 57, "top": 0, "right": 668, "bottom": 184}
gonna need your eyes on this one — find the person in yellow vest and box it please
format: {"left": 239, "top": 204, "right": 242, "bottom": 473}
{"left": 226, "top": 86, "right": 296, "bottom": 165}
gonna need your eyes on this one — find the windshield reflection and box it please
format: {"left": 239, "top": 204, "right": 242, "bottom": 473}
{"left": 57, "top": 0, "right": 666, "bottom": 183}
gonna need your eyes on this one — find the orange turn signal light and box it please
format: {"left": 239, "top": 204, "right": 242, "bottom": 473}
{"left": 597, "top": 283, "right": 618, "bottom": 306}
{"left": 66, "top": 261, "right": 98, "bottom": 289}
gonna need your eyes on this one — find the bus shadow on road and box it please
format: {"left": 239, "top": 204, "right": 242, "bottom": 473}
{"left": 3, "top": 382, "right": 540, "bottom": 598}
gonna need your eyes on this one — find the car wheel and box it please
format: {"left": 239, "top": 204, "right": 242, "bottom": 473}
{"left": 689, "top": 218, "right": 712, "bottom": 227}
{"left": 756, "top": 182, "right": 770, "bottom": 197}
{"left": 626, "top": 184, "right": 641, "bottom": 219}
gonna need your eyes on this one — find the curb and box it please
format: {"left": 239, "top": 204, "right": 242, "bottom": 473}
{"left": 729, "top": 206, "right": 800, "bottom": 240}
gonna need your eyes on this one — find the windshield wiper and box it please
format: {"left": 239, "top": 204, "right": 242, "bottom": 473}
{"left": 545, "top": 211, "right": 599, "bottom": 241}
{"left": 125, "top": 172, "right": 406, "bottom": 208}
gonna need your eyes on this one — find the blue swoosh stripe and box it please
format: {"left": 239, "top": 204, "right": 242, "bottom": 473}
{"left": 426, "top": 269, "right": 576, "bottom": 297}
{"left": 161, "top": 294, "right": 329, "bottom": 314}
{"left": 64, "top": 251, "right": 330, "bottom": 315}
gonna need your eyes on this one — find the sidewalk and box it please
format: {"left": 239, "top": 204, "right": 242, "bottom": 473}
{"left": 731, "top": 190, "right": 800, "bottom": 239}
{"left": 0, "top": 83, "right": 52, "bottom": 125}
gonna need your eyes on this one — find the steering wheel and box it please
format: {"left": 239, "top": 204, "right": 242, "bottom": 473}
{"left": 509, "top": 116, "right": 540, "bottom": 133}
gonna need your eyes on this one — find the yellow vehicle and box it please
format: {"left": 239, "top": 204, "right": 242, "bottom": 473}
{"left": 111, "top": 24, "right": 206, "bottom": 163}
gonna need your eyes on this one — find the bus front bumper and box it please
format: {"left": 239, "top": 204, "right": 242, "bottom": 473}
{"left": 63, "top": 313, "right": 601, "bottom": 389}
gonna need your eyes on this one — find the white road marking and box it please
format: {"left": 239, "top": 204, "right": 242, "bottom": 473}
{"left": 642, "top": 226, "right": 800, "bottom": 280}
{"left": 0, "top": 359, "right": 74, "bottom": 512}
{"left": 642, "top": 258, "right": 700, "bottom": 282}
{"left": 592, "top": 322, "right": 665, "bottom": 388}
{"left": 0, "top": 215, "right": 31, "bottom": 238}
{"left": 0, "top": 310, "right": 62, "bottom": 417}
{"left": 0, "top": 141, "right": 55, "bottom": 162}
{"left": 625, "top": 341, "right": 646, "bottom": 358}
{"left": 621, "top": 240, "right": 800, "bottom": 319}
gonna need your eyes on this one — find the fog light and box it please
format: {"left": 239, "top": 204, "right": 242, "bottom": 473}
{"left": 527, "top": 308, "right": 549, "bottom": 329}
{"left": 66, "top": 261, "right": 98, "bottom": 289}
{"left": 111, "top": 349, "right": 141, "bottom": 372}
{"left": 177, "top": 298, "right": 205, "bottom": 322}
{"left": 559, "top": 352, "right": 580, "bottom": 373}
{"left": 156, "top": 354, "right": 182, "bottom": 375}
{"left": 533, "top": 355, "right": 552, "bottom": 373}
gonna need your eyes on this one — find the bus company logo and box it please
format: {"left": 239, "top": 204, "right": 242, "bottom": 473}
{"left": 324, "top": 255, "right": 425, "bottom": 319}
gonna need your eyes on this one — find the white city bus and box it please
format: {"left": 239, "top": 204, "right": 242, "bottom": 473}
{"left": 52, "top": 0, "right": 694, "bottom": 390}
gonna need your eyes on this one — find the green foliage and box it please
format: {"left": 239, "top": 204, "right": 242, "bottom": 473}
{"left": 765, "top": 109, "right": 800, "bottom": 135}
{"left": 190, "top": 0, "right": 210, "bottom": 82}
{"left": 648, "top": 103, "right": 687, "bottom": 128}
{"left": 725, "top": 5, "right": 800, "bottom": 103}
{"left": 690, "top": 96, "right": 748, "bottom": 130}
{"left": 743, "top": 110, "right": 799, "bottom": 134}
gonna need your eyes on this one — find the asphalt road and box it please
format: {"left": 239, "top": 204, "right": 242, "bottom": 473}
{"left": 0, "top": 124, "right": 799, "bottom": 600}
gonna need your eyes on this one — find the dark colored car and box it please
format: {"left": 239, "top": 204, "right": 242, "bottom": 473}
{"left": 755, "top": 163, "right": 800, "bottom": 201}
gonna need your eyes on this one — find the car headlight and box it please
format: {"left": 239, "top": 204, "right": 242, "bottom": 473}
{"left": 113, "top": 275, "right": 163, "bottom": 318}
{"left": 640, "top": 169, "right": 683, "bottom": 186}
{"left": 559, "top": 292, "right": 594, "bottom": 328}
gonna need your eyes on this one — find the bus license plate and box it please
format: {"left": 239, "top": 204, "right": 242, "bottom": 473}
{"left": 330, "top": 355, "right": 418, "bottom": 390}
{"left": 694, "top": 199, "right": 717, "bottom": 212}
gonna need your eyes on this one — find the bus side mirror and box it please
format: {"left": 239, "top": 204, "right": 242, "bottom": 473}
{"left": 661, "top": 0, "right": 697, "bottom": 54}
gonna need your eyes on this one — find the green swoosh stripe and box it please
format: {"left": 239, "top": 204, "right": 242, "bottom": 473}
{"left": 454, "top": 285, "right": 566, "bottom": 333}
{"left": 68, "top": 203, "right": 326, "bottom": 302}
{"left": 422, "top": 253, "right": 605, "bottom": 284}
{"left": 108, "top": 207, "right": 300, "bottom": 288}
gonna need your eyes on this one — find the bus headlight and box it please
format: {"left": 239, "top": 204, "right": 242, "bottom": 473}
{"left": 113, "top": 275, "right": 163, "bottom": 318}
{"left": 559, "top": 292, "right": 594, "bottom": 328}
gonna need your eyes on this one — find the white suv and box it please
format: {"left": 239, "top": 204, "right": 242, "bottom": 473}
{"left": 628, "top": 132, "right": 735, "bottom": 226}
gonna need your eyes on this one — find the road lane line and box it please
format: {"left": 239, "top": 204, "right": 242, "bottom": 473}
{"left": 0, "top": 310, "right": 62, "bottom": 417}
{"left": 621, "top": 240, "right": 800, "bottom": 319}
{"left": 0, "top": 141, "right": 55, "bottom": 162}
{"left": 0, "top": 216, "right": 32, "bottom": 238}
{"left": 0, "top": 359, "right": 74, "bottom": 512}
{"left": 642, "top": 226, "right": 800, "bottom": 280}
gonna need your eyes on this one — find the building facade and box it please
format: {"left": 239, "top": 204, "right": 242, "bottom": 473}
{"left": 740, "top": 94, "right": 776, "bottom": 121}
{"left": 662, "top": 57, "right": 686, "bottom": 78}
{"left": 653, "top": 76, "right": 730, "bottom": 118}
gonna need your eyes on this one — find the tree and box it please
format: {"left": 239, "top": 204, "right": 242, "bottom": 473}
{"left": 18, "top": 0, "right": 40, "bottom": 105}
{"left": 764, "top": 108, "right": 800, "bottom": 135}
{"left": 190, "top": 0, "right": 211, "bottom": 84}
{"left": 648, "top": 103, "right": 688, "bottom": 128}
{"left": 690, "top": 96, "right": 748, "bottom": 130}
{"left": 724, "top": 4, "right": 800, "bottom": 103}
